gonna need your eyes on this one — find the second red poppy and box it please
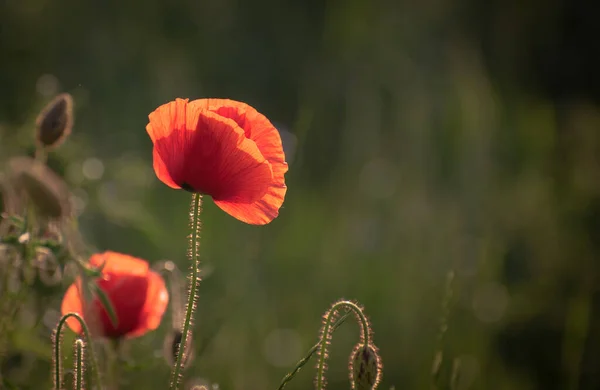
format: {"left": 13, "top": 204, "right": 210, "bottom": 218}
{"left": 61, "top": 251, "right": 169, "bottom": 339}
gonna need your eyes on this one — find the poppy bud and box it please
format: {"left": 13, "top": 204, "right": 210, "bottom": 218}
{"left": 35, "top": 93, "right": 74, "bottom": 149}
{"left": 164, "top": 329, "right": 194, "bottom": 368}
{"left": 349, "top": 343, "right": 382, "bottom": 390}
{"left": 8, "top": 157, "right": 71, "bottom": 220}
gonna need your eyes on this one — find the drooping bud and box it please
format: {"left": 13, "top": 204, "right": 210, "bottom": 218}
{"left": 8, "top": 157, "right": 71, "bottom": 220}
{"left": 35, "top": 93, "right": 74, "bottom": 149}
{"left": 349, "top": 343, "right": 382, "bottom": 390}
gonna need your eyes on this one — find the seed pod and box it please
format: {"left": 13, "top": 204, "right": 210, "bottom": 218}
{"left": 8, "top": 157, "right": 71, "bottom": 220}
{"left": 163, "top": 329, "right": 194, "bottom": 368}
{"left": 349, "top": 343, "right": 382, "bottom": 390}
{"left": 35, "top": 93, "right": 74, "bottom": 149}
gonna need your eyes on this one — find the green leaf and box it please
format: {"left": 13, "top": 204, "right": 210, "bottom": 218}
{"left": 1, "top": 214, "right": 25, "bottom": 230}
{"left": 90, "top": 282, "right": 118, "bottom": 328}
{"left": 0, "top": 234, "right": 19, "bottom": 245}
{"left": 36, "top": 238, "right": 63, "bottom": 253}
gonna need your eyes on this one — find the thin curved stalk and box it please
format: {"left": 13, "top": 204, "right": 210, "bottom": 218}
{"left": 316, "top": 300, "right": 371, "bottom": 389}
{"left": 277, "top": 312, "right": 351, "bottom": 390}
{"left": 53, "top": 312, "right": 102, "bottom": 390}
{"left": 73, "top": 339, "right": 85, "bottom": 390}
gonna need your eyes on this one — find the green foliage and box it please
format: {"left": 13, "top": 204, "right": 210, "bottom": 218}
{"left": 2, "top": 0, "right": 600, "bottom": 389}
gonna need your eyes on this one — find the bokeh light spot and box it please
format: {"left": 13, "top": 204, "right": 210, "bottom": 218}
{"left": 82, "top": 158, "right": 105, "bottom": 181}
{"left": 36, "top": 74, "right": 59, "bottom": 97}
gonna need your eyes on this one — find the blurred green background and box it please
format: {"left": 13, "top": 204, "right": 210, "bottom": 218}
{"left": 1, "top": 0, "right": 600, "bottom": 389}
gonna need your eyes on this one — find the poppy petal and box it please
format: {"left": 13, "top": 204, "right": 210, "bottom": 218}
{"left": 131, "top": 269, "right": 169, "bottom": 338}
{"left": 153, "top": 147, "right": 180, "bottom": 189}
{"left": 61, "top": 282, "right": 84, "bottom": 334}
{"left": 193, "top": 99, "right": 288, "bottom": 225}
{"left": 147, "top": 98, "right": 287, "bottom": 224}
{"left": 60, "top": 252, "right": 168, "bottom": 339}
{"left": 89, "top": 251, "right": 148, "bottom": 276}
{"left": 146, "top": 99, "right": 201, "bottom": 189}
{"left": 146, "top": 98, "right": 190, "bottom": 143}
{"left": 194, "top": 99, "right": 287, "bottom": 172}
{"left": 151, "top": 102, "right": 273, "bottom": 205}
{"left": 96, "top": 273, "right": 149, "bottom": 338}
{"left": 213, "top": 186, "right": 285, "bottom": 224}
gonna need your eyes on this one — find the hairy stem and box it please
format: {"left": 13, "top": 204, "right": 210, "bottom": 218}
{"left": 316, "top": 300, "right": 370, "bottom": 390}
{"left": 34, "top": 147, "right": 48, "bottom": 164}
{"left": 73, "top": 339, "right": 85, "bottom": 390}
{"left": 53, "top": 313, "right": 102, "bottom": 390}
{"left": 170, "top": 193, "right": 202, "bottom": 390}
{"left": 277, "top": 312, "right": 351, "bottom": 390}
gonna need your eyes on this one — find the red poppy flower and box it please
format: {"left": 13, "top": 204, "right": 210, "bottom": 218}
{"left": 61, "top": 251, "right": 169, "bottom": 339}
{"left": 146, "top": 98, "right": 288, "bottom": 225}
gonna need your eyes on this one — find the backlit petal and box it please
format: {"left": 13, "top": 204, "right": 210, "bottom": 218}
{"left": 213, "top": 185, "right": 285, "bottom": 224}
{"left": 153, "top": 147, "right": 180, "bottom": 189}
{"left": 146, "top": 98, "right": 190, "bottom": 143}
{"left": 194, "top": 99, "right": 288, "bottom": 224}
{"left": 60, "top": 252, "right": 168, "bottom": 339}
{"left": 193, "top": 99, "right": 288, "bottom": 172}
{"left": 132, "top": 269, "right": 169, "bottom": 338}
{"left": 61, "top": 282, "right": 84, "bottom": 334}
{"left": 95, "top": 273, "right": 148, "bottom": 338}
{"left": 152, "top": 105, "right": 273, "bottom": 203}
{"left": 146, "top": 98, "right": 287, "bottom": 224}
{"left": 89, "top": 251, "right": 148, "bottom": 276}
{"left": 146, "top": 99, "right": 204, "bottom": 189}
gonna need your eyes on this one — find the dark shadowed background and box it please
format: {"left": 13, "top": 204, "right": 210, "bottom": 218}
{"left": 1, "top": 0, "right": 600, "bottom": 389}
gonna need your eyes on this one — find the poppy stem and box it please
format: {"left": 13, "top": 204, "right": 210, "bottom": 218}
{"left": 315, "top": 300, "right": 371, "bottom": 390}
{"left": 276, "top": 311, "right": 352, "bottom": 390}
{"left": 170, "top": 193, "right": 202, "bottom": 390}
{"left": 53, "top": 313, "right": 102, "bottom": 390}
{"left": 106, "top": 338, "right": 122, "bottom": 390}
{"left": 34, "top": 146, "right": 47, "bottom": 164}
{"left": 73, "top": 339, "right": 85, "bottom": 390}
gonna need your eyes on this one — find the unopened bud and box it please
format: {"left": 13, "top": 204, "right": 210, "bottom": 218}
{"left": 9, "top": 157, "right": 71, "bottom": 220}
{"left": 164, "top": 329, "right": 194, "bottom": 368}
{"left": 35, "top": 93, "right": 74, "bottom": 149}
{"left": 349, "top": 343, "right": 382, "bottom": 390}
